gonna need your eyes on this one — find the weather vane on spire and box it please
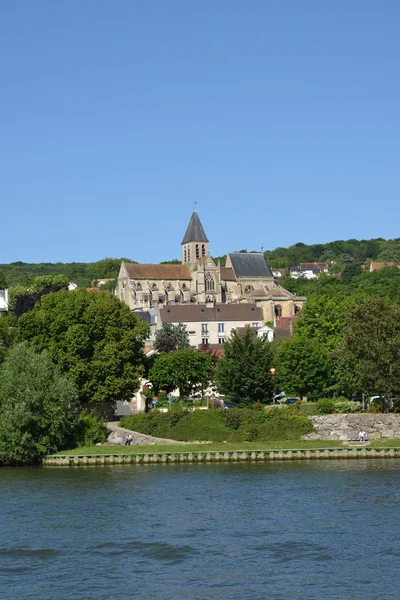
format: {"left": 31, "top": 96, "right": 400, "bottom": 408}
{"left": 192, "top": 200, "right": 197, "bottom": 212}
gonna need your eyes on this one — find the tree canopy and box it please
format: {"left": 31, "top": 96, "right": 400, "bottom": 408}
{"left": 215, "top": 328, "right": 274, "bottom": 406}
{"left": 154, "top": 322, "right": 190, "bottom": 353}
{"left": 0, "top": 343, "right": 79, "bottom": 465}
{"left": 18, "top": 289, "right": 149, "bottom": 403}
{"left": 149, "top": 348, "right": 213, "bottom": 397}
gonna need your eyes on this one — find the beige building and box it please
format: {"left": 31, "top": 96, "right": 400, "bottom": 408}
{"left": 116, "top": 211, "right": 305, "bottom": 322}
{"left": 159, "top": 303, "right": 264, "bottom": 348}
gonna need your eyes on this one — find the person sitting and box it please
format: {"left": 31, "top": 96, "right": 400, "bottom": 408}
{"left": 358, "top": 430, "right": 366, "bottom": 442}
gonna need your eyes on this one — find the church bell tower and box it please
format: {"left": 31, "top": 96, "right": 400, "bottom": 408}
{"left": 181, "top": 211, "right": 209, "bottom": 265}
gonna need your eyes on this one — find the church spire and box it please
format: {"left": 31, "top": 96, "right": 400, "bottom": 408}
{"left": 181, "top": 211, "right": 209, "bottom": 244}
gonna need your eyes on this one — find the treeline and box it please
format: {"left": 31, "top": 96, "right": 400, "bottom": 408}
{"left": 0, "top": 257, "right": 135, "bottom": 288}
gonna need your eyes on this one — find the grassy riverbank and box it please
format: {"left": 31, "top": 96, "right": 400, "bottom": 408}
{"left": 55, "top": 439, "right": 400, "bottom": 456}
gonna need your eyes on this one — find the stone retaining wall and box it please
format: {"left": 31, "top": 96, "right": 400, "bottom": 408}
{"left": 303, "top": 414, "right": 400, "bottom": 441}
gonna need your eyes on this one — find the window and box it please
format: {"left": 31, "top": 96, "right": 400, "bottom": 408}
{"left": 218, "top": 323, "right": 225, "bottom": 334}
{"left": 205, "top": 272, "right": 215, "bottom": 291}
{"left": 152, "top": 283, "right": 158, "bottom": 291}
{"left": 245, "top": 285, "right": 254, "bottom": 293}
{"left": 218, "top": 338, "right": 225, "bottom": 344}
{"left": 184, "top": 248, "right": 187, "bottom": 262}
{"left": 202, "top": 244, "right": 206, "bottom": 256}
{"left": 188, "top": 331, "right": 196, "bottom": 335}
{"left": 275, "top": 305, "right": 282, "bottom": 317}
{"left": 202, "top": 338, "right": 209, "bottom": 345}
{"left": 188, "top": 247, "right": 190, "bottom": 262}
{"left": 136, "top": 283, "right": 142, "bottom": 291}
{"left": 196, "top": 244, "right": 200, "bottom": 259}
{"left": 251, "top": 307, "right": 256, "bottom": 312}
{"left": 201, "top": 324, "right": 209, "bottom": 336}
{"left": 252, "top": 322, "right": 258, "bottom": 328}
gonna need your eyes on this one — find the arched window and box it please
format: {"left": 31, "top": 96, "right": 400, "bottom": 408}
{"left": 205, "top": 272, "right": 215, "bottom": 291}
{"left": 136, "top": 283, "right": 142, "bottom": 291}
{"left": 184, "top": 248, "right": 187, "bottom": 262}
{"left": 275, "top": 305, "right": 282, "bottom": 317}
{"left": 196, "top": 244, "right": 200, "bottom": 259}
{"left": 182, "top": 283, "right": 188, "bottom": 291}
{"left": 152, "top": 283, "right": 158, "bottom": 291}
{"left": 294, "top": 304, "right": 301, "bottom": 314}
{"left": 166, "top": 283, "right": 174, "bottom": 291}
{"left": 202, "top": 244, "right": 206, "bottom": 256}
{"left": 245, "top": 285, "right": 254, "bottom": 294}
{"left": 188, "top": 246, "right": 191, "bottom": 262}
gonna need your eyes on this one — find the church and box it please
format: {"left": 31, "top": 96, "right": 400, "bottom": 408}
{"left": 116, "top": 211, "right": 305, "bottom": 323}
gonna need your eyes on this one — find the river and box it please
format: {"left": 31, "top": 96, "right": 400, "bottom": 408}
{"left": 1, "top": 460, "right": 400, "bottom": 600}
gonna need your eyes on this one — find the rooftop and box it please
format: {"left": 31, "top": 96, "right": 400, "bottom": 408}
{"left": 181, "top": 211, "right": 209, "bottom": 244}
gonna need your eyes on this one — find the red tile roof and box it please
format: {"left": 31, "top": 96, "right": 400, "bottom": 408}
{"left": 160, "top": 303, "right": 263, "bottom": 323}
{"left": 369, "top": 261, "right": 400, "bottom": 271}
{"left": 124, "top": 263, "right": 191, "bottom": 280}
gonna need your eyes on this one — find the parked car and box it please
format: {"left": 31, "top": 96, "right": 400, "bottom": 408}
{"left": 285, "top": 398, "right": 299, "bottom": 405}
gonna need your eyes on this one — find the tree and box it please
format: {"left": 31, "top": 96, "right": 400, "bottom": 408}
{"left": 0, "top": 271, "right": 7, "bottom": 289}
{"left": 18, "top": 289, "right": 149, "bottom": 404}
{"left": 31, "top": 274, "right": 69, "bottom": 292}
{"left": 149, "top": 349, "right": 213, "bottom": 397}
{"left": 214, "top": 328, "right": 274, "bottom": 407}
{"left": 0, "top": 313, "right": 17, "bottom": 365}
{"left": 275, "top": 336, "right": 334, "bottom": 399}
{"left": 0, "top": 343, "right": 79, "bottom": 465}
{"left": 336, "top": 298, "right": 400, "bottom": 410}
{"left": 154, "top": 322, "right": 190, "bottom": 353}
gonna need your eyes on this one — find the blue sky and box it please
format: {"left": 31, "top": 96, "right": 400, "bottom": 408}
{"left": 1, "top": 1, "right": 399, "bottom": 264}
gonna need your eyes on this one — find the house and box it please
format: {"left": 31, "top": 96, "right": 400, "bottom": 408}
{"left": 159, "top": 303, "right": 264, "bottom": 348}
{"left": 369, "top": 261, "right": 400, "bottom": 272}
{"left": 272, "top": 268, "right": 287, "bottom": 278}
{"left": 290, "top": 262, "right": 329, "bottom": 279}
{"left": 0, "top": 289, "right": 10, "bottom": 312}
{"left": 116, "top": 210, "right": 305, "bottom": 322}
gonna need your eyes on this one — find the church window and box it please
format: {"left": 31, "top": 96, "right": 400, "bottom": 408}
{"left": 184, "top": 248, "right": 187, "bottom": 262}
{"left": 202, "top": 244, "right": 206, "bottom": 256}
{"left": 152, "top": 283, "right": 158, "bottom": 291}
{"left": 166, "top": 283, "right": 174, "bottom": 291}
{"left": 182, "top": 283, "right": 188, "bottom": 291}
{"left": 245, "top": 285, "right": 254, "bottom": 294}
{"left": 136, "top": 283, "right": 142, "bottom": 291}
{"left": 275, "top": 305, "right": 282, "bottom": 317}
{"left": 188, "top": 247, "right": 191, "bottom": 262}
{"left": 205, "top": 272, "right": 215, "bottom": 291}
{"left": 196, "top": 244, "right": 200, "bottom": 259}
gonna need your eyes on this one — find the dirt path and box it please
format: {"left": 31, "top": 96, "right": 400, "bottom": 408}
{"left": 106, "top": 421, "right": 187, "bottom": 446}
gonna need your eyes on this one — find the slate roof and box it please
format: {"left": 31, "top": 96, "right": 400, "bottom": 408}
{"left": 160, "top": 303, "right": 263, "bottom": 323}
{"left": 124, "top": 263, "right": 191, "bottom": 280}
{"left": 181, "top": 212, "right": 209, "bottom": 244}
{"left": 228, "top": 253, "right": 273, "bottom": 278}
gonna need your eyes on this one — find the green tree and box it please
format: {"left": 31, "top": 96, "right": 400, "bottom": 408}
{"left": 149, "top": 348, "right": 213, "bottom": 397}
{"left": 336, "top": 298, "right": 400, "bottom": 410}
{"left": 32, "top": 274, "right": 70, "bottom": 292}
{"left": 275, "top": 336, "right": 333, "bottom": 399}
{"left": 154, "top": 322, "right": 190, "bottom": 353}
{"left": 0, "top": 343, "right": 79, "bottom": 465}
{"left": 0, "top": 271, "right": 7, "bottom": 288}
{"left": 215, "top": 328, "right": 274, "bottom": 406}
{"left": 18, "top": 289, "right": 149, "bottom": 404}
{"left": 0, "top": 313, "right": 17, "bottom": 365}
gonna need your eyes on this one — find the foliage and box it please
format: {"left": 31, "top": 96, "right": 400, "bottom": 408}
{"left": 31, "top": 274, "right": 69, "bottom": 292}
{"left": 215, "top": 328, "right": 274, "bottom": 407}
{"left": 0, "top": 313, "right": 17, "bottom": 365}
{"left": 154, "top": 322, "right": 190, "bottom": 353}
{"left": 69, "top": 413, "right": 108, "bottom": 448}
{"left": 333, "top": 399, "right": 362, "bottom": 413}
{"left": 275, "top": 336, "right": 334, "bottom": 399}
{"left": 149, "top": 349, "right": 213, "bottom": 397}
{"left": 336, "top": 298, "right": 400, "bottom": 410}
{"left": 121, "top": 406, "right": 312, "bottom": 442}
{"left": 0, "top": 258, "right": 136, "bottom": 288}
{"left": 18, "top": 289, "right": 149, "bottom": 403}
{"left": 0, "top": 343, "right": 79, "bottom": 465}
{"left": 316, "top": 399, "right": 336, "bottom": 414}
{"left": 0, "top": 271, "right": 7, "bottom": 288}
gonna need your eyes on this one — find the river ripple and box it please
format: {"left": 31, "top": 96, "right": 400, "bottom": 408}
{"left": 1, "top": 459, "right": 400, "bottom": 600}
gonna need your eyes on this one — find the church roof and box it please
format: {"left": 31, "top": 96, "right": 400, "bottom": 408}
{"left": 181, "top": 211, "right": 209, "bottom": 244}
{"left": 124, "top": 263, "right": 191, "bottom": 280}
{"left": 228, "top": 253, "right": 273, "bottom": 278}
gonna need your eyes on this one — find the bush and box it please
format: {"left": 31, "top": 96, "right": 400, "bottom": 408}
{"left": 334, "top": 400, "right": 362, "bottom": 413}
{"left": 368, "top": 401, "right": 383, "bottom": 413}
{"left": 316, "top": 398, "right": 336, "bottom": 414}
{"left": 70, "top": 413, "right": 108, "bottom": 448}
{"left": 122, "top": 406, "right": 312, "bottom": 442}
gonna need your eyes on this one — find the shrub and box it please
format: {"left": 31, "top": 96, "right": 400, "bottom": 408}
{"left": 71, "top": 413, "right": 108, "bottom": 447}
{"left": 334, "top": 400, "right": 362, "bottom": 413}
{"left": 316, "top": 398, "right": 336, "bottom": 414}
{"left": 368, "top": 401, "right": 383, "bottom": 413}
{"left": 252, "top": 402, "right": 264, "bottom": 411}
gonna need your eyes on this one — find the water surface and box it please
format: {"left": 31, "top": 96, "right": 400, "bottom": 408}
{"left": 1, "top": 460, "right": 400, "bottom": 600}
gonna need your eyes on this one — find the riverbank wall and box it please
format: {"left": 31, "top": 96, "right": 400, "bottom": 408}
{"left": 43, "top": 446, "right": 400, "bottom": 466}
{"left": 303, "top": 414, "right": 400, "bottom": 441}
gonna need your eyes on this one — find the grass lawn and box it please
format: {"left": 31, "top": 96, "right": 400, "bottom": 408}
{"left": 56, "top": 440, "right": 348, "bottom": 456}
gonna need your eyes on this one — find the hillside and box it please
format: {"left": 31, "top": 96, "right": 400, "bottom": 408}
{"left": 1, "top": 237, "right": 400, "bottom": 288}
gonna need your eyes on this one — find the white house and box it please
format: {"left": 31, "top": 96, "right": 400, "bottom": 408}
{"left": 0, "top": 289, "right": 10, "bottom": 312}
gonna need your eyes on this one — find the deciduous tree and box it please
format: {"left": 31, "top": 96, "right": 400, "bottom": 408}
{"left": 18, "top": 289, "right": 149, "bottom": 403}
{"left": 154, "top": 322, "right": 190, "bottom": 353}
{"left": 149, "top": 348, "right": 213, "bottom": 397}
